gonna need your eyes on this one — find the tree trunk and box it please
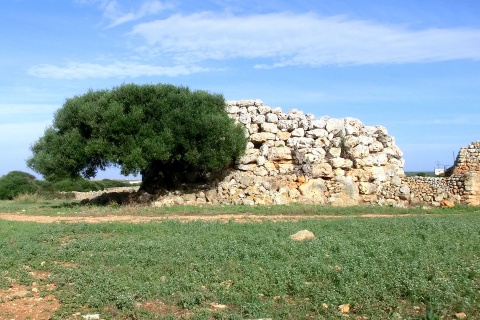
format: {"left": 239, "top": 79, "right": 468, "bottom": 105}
{"left": 139, "top": 161, "right": 177, "bottom": 194}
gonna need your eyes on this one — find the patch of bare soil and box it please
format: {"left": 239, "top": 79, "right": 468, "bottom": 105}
{"left": 0, "top": 275, "right": 59, "bottom": 320}
{"left": 0, "top": 213, "right": 420, "bottom": 224}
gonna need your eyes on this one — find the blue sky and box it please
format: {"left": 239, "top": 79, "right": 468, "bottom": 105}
{"left": 1, "top": 0, "right": 480, "bottom": 178}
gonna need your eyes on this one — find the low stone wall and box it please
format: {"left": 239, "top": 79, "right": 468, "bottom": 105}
{"left": 405, "top": 175, "right": 465, "bottom": 205}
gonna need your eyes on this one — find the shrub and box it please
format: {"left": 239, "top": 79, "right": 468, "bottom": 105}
{"left": 12, "top": 193, "right": 45, "bottom": 203}
{"left": 27, "top": 83, "right": 247, "bottom": 194}
{"left": 0, "top": 171, "right": 39, "bottom": 200}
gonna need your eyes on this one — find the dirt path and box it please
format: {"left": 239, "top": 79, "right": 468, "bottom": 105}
{"left": 0, "top": 212, "right": 424, "bottom": 224}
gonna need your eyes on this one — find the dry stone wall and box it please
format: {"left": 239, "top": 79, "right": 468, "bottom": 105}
{"left": 72, "top": 100, "right": 479, "bottom": 207}
{"left": 152, "top": 99, "right": 416, "bottom": 207}
{"left": 451, "top": 141, "right": 480, "bottom": 175}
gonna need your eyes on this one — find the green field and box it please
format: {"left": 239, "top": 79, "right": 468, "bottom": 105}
{"left": 1, "top": 204, "right": 479, "bottom": 319}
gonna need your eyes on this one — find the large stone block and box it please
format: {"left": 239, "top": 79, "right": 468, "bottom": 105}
{"left": 268, "top": 147, "right": 293, "bottom": 161}
{"left": 250, "top": 132, "right": 276, "bottom": 143}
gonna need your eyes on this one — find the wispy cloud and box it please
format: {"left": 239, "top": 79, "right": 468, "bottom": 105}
{"left": 28, "top": 62, "right": 208, "bottom": 79}
{"left": 28, "top": 11, "right": 480, "bottom": 79}
{"left": 131, "top": 12, "right": 480, "bottom": 67}
{"left": 77, "top": 0, "right": 173, "bottom": 27}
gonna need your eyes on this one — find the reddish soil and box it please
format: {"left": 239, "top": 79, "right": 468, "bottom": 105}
{"left": 0, "top": 212, "right": 417, "bottom": 224}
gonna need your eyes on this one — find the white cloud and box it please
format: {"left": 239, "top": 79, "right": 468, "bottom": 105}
{"left": 130, "top": 12, "right": 480, "bottom": 67}
{"left": 94, "top": 0, "right": 174, "bottom": 27}
{"left": 75, "top": 0, "right": 173, "bottom": 27}
{"left": 28, "top": 62, "right": 208, "bottom": 79}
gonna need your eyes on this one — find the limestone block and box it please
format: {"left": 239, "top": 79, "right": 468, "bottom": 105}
{"left": 343, "top": 135, "right": 360, "bottom": 148}
{"left": 299, "top": 119, "right": 312, "bottom": 130}
{"left": 399, "top": 185, "right": 411, "bottom": 200}
{"left": 265, "top": 113, "right": 279, "bottom": 123}
{"left": 236, "top": 164, "right": 256, "bottom": 171}
{"left": 205, "top": 189, "right": 218, "bottom": 202}
{"left": 276, "top": 131, "right": 291, "bottom": 141}
{"left": 250, "top": 132, "right": 276, "bottom": 143}
{"left": 311, "top": 162, "right": 334, "bottom": 178}
{"left": 238, "top": 113, "right": 251, "bottom": 125}
{"left": 287, "top": 137, "right": 314, "bottom": 148}
{"left": 272, "top": 107, "right": 283, "bottom": 115}
{"left": 314, "top": 137, "right": 330, "bottom": 148}
{"left": 328, "top": 147, "right": 342, "bottom": 158}
{"left": 298, "top": 179, "right": 327, "bottom": 203}
{"left": 344, "top": 117, "right": 364, "bottom": 136}
{"left": 248, "top": 123, "right": 259, "bottom": 135}
{"left": 328, "top": 176, "right": 360, "bottom": 206}
{"left": 257, "top": 105, "right": 271, "bottom": 115}
{"left": 288, "top": 109, "right": 305, "bottom": 120}
{"left": 252, "top": 114, "right": 266, "bottom": 124}
{"left": 278, "top": 163, "right": 296, "bottom": 174}
{"left": 256, "top": 156, "right": 266, "bottom": 166}
{"left": 238, "top": 149, "right": 260, "bottom": 164}
{"left": 370, "top": 153, "right": 388, "bottom": 166}
{"left": 358, "top": 135, "right": 374, "bottom": 146}
{"left": 227, "top": 105, "right": 239, "bottom": 114}
{"left": 268, "top": 147, "right": 293, "bottom": 161}
{"left": 326, "top": 118, "right": 344, "bottom": 133}
{"left": 330, "top": 158, "right": 353, "bottom": 169}
{"left": 358, "top": 182, "right": 376, "bottom": 195}
{"left": 369, "top": 141, "right": 384, "bottom": 153}
{"left": 261, "top": 122, "right": 279, "bottom": 133}
{"left": 264, "top": 162, "right": 277, "bottom": 172}
{"left": 291, "top": 128, "right": 305, "bottom": 137}
{"left": 348, "top": 144, "right": 369, "bottom": 159}
{"left": 384, "top": 145, "right": 403, "bottom": 158}
{"left": 311, "top": 118, "right": 328, "bottom": 129}
{"left": 346, "top": 169, "right": 371, "bottom": 182}
{"left": 278, "top": 120, "right": 298, "bottom": 131}
{"left": 259, "top": 144, "right": 269, "bottom": 156}
{"left": 374, "top": 125, "right": 388, "bottom": 136}
{"left": 306, "top": 129, "right": 328, "bottom": 139}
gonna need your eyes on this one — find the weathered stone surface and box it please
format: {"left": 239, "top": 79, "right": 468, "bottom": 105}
{"left": 298, "top": 179, "right": 327, "bottom": 203}
{"left": 268, "top": 147, "right": 293, "bottom": 161}
{"left": 250, "top": 132, "right": 275, "bottom": 143}
{"left": 135, "top": 101, "right": 476, "bottom": 208}
{"left": 290, "top": 230, "right": 315, "bottom": 241}
{"left": 310, "top": 163, "right": 334, "bottom": 178}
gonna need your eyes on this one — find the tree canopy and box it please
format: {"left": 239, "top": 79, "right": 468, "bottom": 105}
{"left": 27, "top": 84, "right": 247, "bottom": 192}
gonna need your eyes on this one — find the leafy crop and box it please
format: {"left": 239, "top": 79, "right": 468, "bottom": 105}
{"left": 1, "top": 212, "right": 479, "bottom": 319}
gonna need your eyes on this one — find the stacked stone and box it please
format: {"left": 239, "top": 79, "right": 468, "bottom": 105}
{"left": 209, "top": 99, "right": 407, "bottom": 206}
{"left": 405, "top": 176, "right": 463, "bottom": 205}
{"left": 453, "top": 141, "right": 480, "bottom": 174}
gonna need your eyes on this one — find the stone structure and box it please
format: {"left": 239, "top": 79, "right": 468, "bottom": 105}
{"left": 74, "top": 100, "right": 480, "bottom": 207}
{"left": 450, "top": 141, "right": 480, "bottom": 175}
{"left": 153, "top": 100, "right": 416, "bottom": 207}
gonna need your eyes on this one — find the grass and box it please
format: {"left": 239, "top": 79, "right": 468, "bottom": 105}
{"left": 12, "top": 192, "right": 46, "bottom": 203}
{"left": 1, "top": 198, "right": 479, "bottom": 217}
{"left": 1, "top": 209, "right": 479, "bottom": 319}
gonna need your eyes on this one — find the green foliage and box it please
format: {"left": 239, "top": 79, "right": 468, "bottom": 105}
{"left": 0, "top": 213, "right": 479, "bottom": 319}
{"left": 0, "top": 171, "right": 38, "bottom": 200}
{"left": 0, "top": 170, "right": 135, "bottom": 200}
{"left": 12, "top": 193, "right": 45, "bottom": 203}
{"left": 27, "top": 84, "right": 247, "bottom": 191}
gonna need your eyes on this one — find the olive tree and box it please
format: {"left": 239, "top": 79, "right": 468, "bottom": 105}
{"left": 27, "top": 84, "right": 247, "bottom": 193}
